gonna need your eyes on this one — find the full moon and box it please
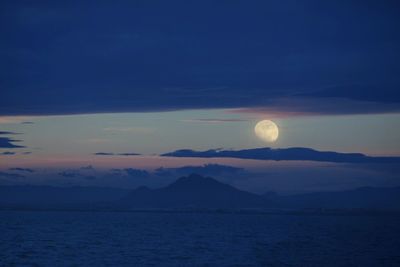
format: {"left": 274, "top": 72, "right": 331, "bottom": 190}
{"left": 254, "top": 120, "right": 279, "bottom": 142}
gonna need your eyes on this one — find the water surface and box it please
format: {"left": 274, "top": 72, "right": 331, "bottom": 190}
{"left": 1, "top": 211, "right": 399, "bottom": 266}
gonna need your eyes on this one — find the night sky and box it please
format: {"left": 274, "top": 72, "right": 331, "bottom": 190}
{"left": 1, "top": 1, "right": 400, "bottom": 194}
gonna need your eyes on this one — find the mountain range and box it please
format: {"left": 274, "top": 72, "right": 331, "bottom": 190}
{"left": 1, "top": 174, "right": 399, "bottom": 211}
{"left": 119, "top": 174, "right": 265, "bottom": 209}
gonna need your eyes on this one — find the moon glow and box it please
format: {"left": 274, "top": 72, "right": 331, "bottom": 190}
{"left": 254, "top": 120, "right": 279, "bottom": 142}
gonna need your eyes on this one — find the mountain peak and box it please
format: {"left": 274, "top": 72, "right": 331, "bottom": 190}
{"left": 167, "top": 173, "right": 223, "bottom": 189}
{"left": 121, "top": 174, "right": 266, "bottom": 209}
{"left": 178, "top": 173, "right": 212, "bottom": 182}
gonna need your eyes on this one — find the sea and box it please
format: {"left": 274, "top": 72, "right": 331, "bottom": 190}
{"left": 1, "top": 211, "right": 399, "bottom": 266}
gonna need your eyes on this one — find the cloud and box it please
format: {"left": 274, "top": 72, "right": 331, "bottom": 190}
{"left": 94, "top": 152, "right": 141, "bottom": 156}
{"left": 229, "top": 97, "right": 400, "bottom": 118}
{"left": 161, "top": 147, "right": 400, "bottom": 164}
{"left": 1, "top": 151, "right": 16, "bottom": 155}
{"left": 0, "top": 137, "right": 25, "bottom": 149}
{"left": 182, "top": 118, "right": 248, "bottom": 123}
{"left": 21, "top": 121, "right": 34, "bottom": 124}
{"left": 94, "top": 152, "right": 115, "bottom": 156}
{"left": 0, "top": 117, "right": 32, "bottom": 124}
{"left": 0, "top": 132, "right": 24, "bottom": 149}
{"left": 1, "top": 2, "right": 399, "bottom": 116}
{"left": 0, "top": 131, "right": 20, "bottom": 135}
{"left": 103, "top": 127, "right": 154, "bottom": 134}
{"left": 9, "top": 167, "right": 34, "bottom": 173}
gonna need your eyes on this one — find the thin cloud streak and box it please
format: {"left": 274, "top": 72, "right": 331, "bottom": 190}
{"left": 182, "top": 118, "right": 248, "bottom": 123}
{"left": 103, "top": 127, "right": 154, "bottom": 134}
{"left": 94, "top": 152, "right": 141, "bottom": 156}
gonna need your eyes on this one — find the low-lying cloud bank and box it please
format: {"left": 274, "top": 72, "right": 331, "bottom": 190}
{"left": 161, "top": 147, "right": 400, "bottom": 164}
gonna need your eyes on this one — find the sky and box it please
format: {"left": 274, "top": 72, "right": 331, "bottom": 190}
{"left": 1, "top": 1, "right": 400, "bottom": 194}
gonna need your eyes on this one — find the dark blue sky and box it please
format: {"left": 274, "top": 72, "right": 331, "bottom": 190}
{"left": 1, "top": 0, "right": 400, "bottom": 115}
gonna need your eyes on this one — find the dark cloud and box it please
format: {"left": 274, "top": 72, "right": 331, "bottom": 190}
{"left": 94, "top": 152, "right": 140, "bottom": 156}
{"left": 0, "top": 137, "right": 24, "bottom": 149}
{"left": 118, "top": 153, "right": 141, "bottom": 156}
{"left": 1, "top": 151, "right": 16, "bottom": 155}
{"left": 9, "top": 167, "right": 34, "bottom": 173}
{"left": 21, "top": 121, "right": 34, "bottom": 124}
{"left": 182, "top": 118, "right": 248, "bottom": 123}
{"left": 161, "top": 147, "right": 400, "bottom": 164}
{"left": 0, "top": 131, "right": 20, "bottom": 135}
{"left": 1, "top": 1, "right": 400, "bottom": 116}
{"left": 94, "top": 152, "right": 114, "bottom": 156}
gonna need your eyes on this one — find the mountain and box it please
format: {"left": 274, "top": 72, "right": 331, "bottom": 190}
{"left": 0, "top": 177, "right": 399, "bottom": 211}
{"left": 120, "top": 174, "right": 266, "bottom": 209}
{"left": 122, "top": 175, "right": 400, "bottom": 211}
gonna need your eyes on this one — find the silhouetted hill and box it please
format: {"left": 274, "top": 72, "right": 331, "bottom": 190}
{"left": 122, "top": 175, "right": 400, "bottom": 210}
{"left": 120, "top": 174, "right": 266, "bottom": 209}
{"left": 1, "top": 178, "right": 399, "bottom": 211}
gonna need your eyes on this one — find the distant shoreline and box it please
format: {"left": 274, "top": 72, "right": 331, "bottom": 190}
{"left": 1, "top": 207, "right": 399, "bottom": 216}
